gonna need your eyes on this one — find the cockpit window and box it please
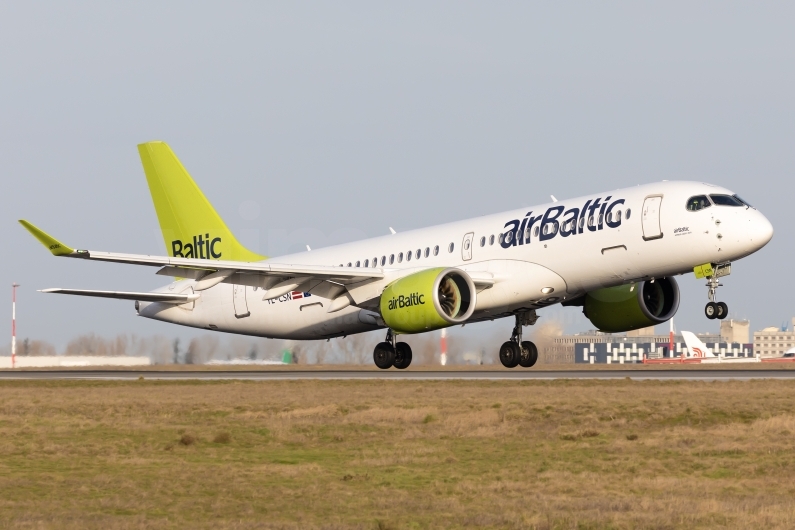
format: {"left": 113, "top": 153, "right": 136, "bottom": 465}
{"left": 686, "top": 195, "right": 712, "bottom": 211}
{"left": 709, "top": 194, "right": 743, "bottom": 207}
{"left": 733, "top": 194, "right": 753, "bottom": 208}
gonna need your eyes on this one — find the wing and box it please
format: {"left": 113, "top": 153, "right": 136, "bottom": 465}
{"left": 20, "top": 219, "right": 386, "bottom": 302}
{"left": 20, "top": 220, "right": 494, "bottom": 310}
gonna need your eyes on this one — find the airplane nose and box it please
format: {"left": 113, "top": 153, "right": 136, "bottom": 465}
{"left": 752, "top": 211, "right": 774, "bottom": 248}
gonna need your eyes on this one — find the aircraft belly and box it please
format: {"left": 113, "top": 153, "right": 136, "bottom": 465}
{"left": 464, "top": 260, "right": 568, "bottom": 315}
{"left": 141, "top": 283, "right": 379, "bottom": 340}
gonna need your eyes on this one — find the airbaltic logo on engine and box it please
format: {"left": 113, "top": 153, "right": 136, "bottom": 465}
{"left": 387, "top": 293, "right": 426, "bottom": 311}
{"left": 172, "top": 234, "right": 222, "bottom": 259}
{"left": 500, "top": 196, "right": 626, "bottom": 249}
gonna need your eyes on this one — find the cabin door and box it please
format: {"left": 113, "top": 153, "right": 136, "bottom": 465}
{"left": 462, "top": 232, "right": 474, "bottom": 261}
{"left": 233, "top": 284, "right": 250, "bottom": 318}
{"left": 641, "top": 195, "right": 663, "bottom": 241}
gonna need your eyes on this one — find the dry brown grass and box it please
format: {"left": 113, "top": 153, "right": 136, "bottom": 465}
{"left": 2, "top": 379, "right": 795, "bottom": 528}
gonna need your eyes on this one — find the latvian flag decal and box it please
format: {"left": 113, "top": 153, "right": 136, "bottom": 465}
{"left": 291, "top": 291, "right": 311, "bottom": 300}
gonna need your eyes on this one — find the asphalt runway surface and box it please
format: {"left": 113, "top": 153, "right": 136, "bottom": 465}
{"left": 2, "top": 369, "right": 795, "bottom": 381}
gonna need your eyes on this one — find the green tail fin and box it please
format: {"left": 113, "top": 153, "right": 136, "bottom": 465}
{"left": 138, "top": 141, "right": 265, "bottom": 262}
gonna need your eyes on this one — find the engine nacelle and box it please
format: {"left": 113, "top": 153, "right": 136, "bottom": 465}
{"left": 583, "top": 277, "right": 680, "bottom": 333}
{"left": 380, "top": 267, "right": 476, "bottom": 334}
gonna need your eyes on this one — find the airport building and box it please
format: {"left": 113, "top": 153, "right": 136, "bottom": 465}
{"left": 543, "top": 323, "right": 754, "bottom": 364}
{"left": 753, "top": 318, "right": 795, "bottom": 357}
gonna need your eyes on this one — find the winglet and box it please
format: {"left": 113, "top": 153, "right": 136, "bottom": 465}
{"left": 18, "top": 220, "right": 75, "bottom": 256}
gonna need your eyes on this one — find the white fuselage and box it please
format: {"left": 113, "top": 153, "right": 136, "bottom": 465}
{"left": 138, "top": 181, "right": 773, "bottom": 339}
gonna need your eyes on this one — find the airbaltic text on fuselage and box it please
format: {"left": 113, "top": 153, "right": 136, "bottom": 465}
{"left": 172, "top": 235, "right": 222, "bottom": 259}
{"left": 387, "top": 293, "right": 426, "bottom": 311}
{"left": 501, "top": 196, "right": 625, "bottom": 248}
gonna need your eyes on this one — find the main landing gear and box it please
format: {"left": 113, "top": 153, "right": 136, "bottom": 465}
{"left": 499, "top": 311, "right": 539, "bottom": 369}
{"left": 373, "top": 329, "right": 412, "bottom": 370}
{"left": 704, "top": 264, "right": 730, "bottom": 320}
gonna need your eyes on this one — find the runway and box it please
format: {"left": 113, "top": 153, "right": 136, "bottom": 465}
{"left": 2, "top": 369, "right": 795, "bottom": 381}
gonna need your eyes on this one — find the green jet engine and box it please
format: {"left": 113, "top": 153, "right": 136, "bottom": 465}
{"left": 380, "top": 267, "right": 476, "bottom": 334}
{"left": 583, "top": 277, "right": 680, "bottom": 333}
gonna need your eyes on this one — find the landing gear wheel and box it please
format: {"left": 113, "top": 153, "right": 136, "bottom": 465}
{"left": 394, "top": 342, "right": 413, "bottom": 369}
{"left": 373, "top": 342, "right": 395, "bottom": 369}
{"left": 519, "top": 341, "right": 538, "bottom": 368}
{"left": 499, "top": 341, "right": 521, "bottom": 368}
{"left": 705, "top": 302, "right": 718, "bottom": 320}
{"left": 716, "top": 302, "right": 728, "bottom": 320}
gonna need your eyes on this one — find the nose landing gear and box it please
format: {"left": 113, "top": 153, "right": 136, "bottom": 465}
{"left": 373, "top": 329, "right": 413, "bottom": 369}
{"left": 499, "top": 311, "right": 539, "bottom": 369}
{"left": 704, "top": 263, "right": 730, "bottom": 320}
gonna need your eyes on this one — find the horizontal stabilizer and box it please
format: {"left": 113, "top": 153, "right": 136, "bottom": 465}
{"left": 40, "top": 288, "right": 199, "bottom": 304}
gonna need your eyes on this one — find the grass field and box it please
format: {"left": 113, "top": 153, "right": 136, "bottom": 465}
{"left": 2, "top": 379, "right": 795, "bottom": 529}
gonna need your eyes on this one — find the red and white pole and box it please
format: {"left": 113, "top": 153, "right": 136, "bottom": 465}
{"left": 669, "top": 318, "right": 675, "bottom": 361}
{"left": 11, "top": 283, "right": 19, "bottom": 369}
{"left": 440, "top": 328, "right": 447, "bottom": 366}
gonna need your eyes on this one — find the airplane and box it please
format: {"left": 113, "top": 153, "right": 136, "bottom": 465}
{"left": 20, "top": 141, "right": 774, "bottom": 369}
{"left": 679, "top": 330, "right": 763, "bottom": 363}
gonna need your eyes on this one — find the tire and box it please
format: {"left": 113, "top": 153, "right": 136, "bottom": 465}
{"left": 519, "top": 341, "right": 538, "bottom": 368}
{"left": 394, "top": 342, "right": 413, "bottom": 369}
{"left": 705, "top": 302, "right": 718, "bottom": 320}
{"left": 716, "top": 302, "right": 728, "bottom": 320}
{"left": 373, "top": 342, "right": 395, "bottom": 369}
{"left": 499, "top": 341, "right": 520, "bottom": 368}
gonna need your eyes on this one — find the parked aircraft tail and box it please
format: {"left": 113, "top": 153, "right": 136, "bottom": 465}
{"left": 138, "top": 141, "right": 265, "bottom": 262}
{"left": 681, "top": 331, "right": 715, "bottom": 358}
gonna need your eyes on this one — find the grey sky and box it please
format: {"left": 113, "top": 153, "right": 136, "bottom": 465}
{"left": 2, "top": 2, "right": 793, "bottom": 351}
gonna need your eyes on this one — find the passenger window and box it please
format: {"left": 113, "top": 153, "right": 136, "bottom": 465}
{"left": 489, "top": 235, "right": 495, "bottom": 245}
{"left": 588, "top": 215, "right": 595, "bottom": 227}
{"left": 542, "top": 225, "right": 548, "bottom": 236}
{"left": 505, "top": 232, "right": 513, "bottom": 244}
{"left": 686, "top": 195, "right": 712, "bottom": 211}
{"left": 347, "top": 262, "right": 352, "bottom": 267}
{"left": 416, "top": 249, "right": 421, "bottom": 259}
{"left": 364, "top": 259, "right": 369, "bottom": 267}
{"left": 448, "top": 242, "right": 454, "bottom": 253}
{"left": 389, "top": 254, "right": 395, "bottom": 265}
{"left": 615, "top": 210, "right": 622, "bottom": 223}
{"left": 498, "top": 233, "right": 504, "bottom": 244}
{"left": 381, "top": 256, "right": 386, "bottom": 266}
{"left": 534, "top": 226, "right": 540, "bottom": 237}
{"left": 626, "top": 209, "right": 631, "bottom": 219}
{"left": 397, "top": 252, "right": 403, "bottom": 263}
{"left": 598, "top": 213, "right": 603, "bottom": 225}
{"left": 480, "top": 236, "right": 486, "bottom": 247}
{"left": 355, "top": 261, "right": 360, "bottom": 267}
{"left": 406, "top": 250, "right": 412, "bottom": 262}
{"left": 424, "top": 247, "right": 430, "bottom": 258}
{"left": 578, "top": 217, "right": 584, "bottom": 229}
{"left": 373, "top": 257, "right": 378, "bottom": 268}
{"left": 433, "top": 245, "right": 439, "bottom": 256}
{"left": 710, "top": 194, "right": 743, "bottom": 207}
{"left": 525, "top": 227, "right": 531, "bottom": 240}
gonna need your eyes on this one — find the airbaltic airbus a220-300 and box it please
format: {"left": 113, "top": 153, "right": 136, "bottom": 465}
{"left": 21, "top": 142, "right": 774, "bottom": 369}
